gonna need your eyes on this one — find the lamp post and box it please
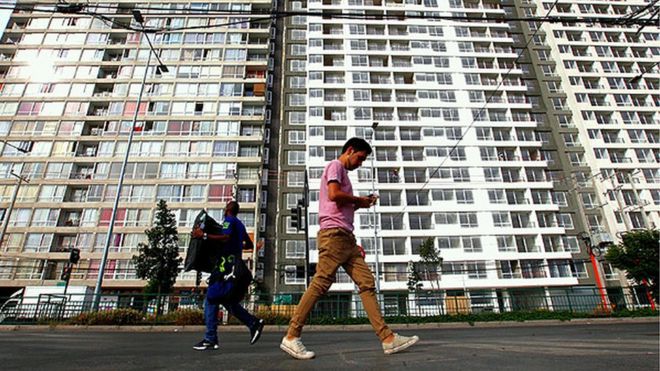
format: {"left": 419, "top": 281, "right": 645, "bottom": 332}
{"left": 370, "top": 122, "right": 381, "bottom": 293}
{"left": 0, "top": 171, "right": 29, "bottom": 249}
{"left": 92, "top": 11, "right": 168, "bottom": 310}
{"left": 0, "top": 140, "right": 30, "bottom": 250}
{"left": 629, "top": 60, "right": 660, "bottom": 84}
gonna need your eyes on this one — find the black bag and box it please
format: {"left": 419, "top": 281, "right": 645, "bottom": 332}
{"left": 206, "top": 257, "right": 253, "bottom": 304}
{"left": 183, "top": 210, "right": 224, "bottom": 273}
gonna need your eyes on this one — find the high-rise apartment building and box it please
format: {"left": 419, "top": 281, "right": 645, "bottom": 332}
{"left": 0, "top": 0, "right": 656, "bottom": 308}
{"left": 0, "top": 1, "right": 273, "bottom": 293}
{"left": 525, "top": 0, "right": 659, "bottom": 233}
{"left": 274, "top": 0, "right": 656, "bottom": 310}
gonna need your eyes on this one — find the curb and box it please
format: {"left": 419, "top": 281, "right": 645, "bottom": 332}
{"left": 0, "top": 316, "right": 656, "bottom": 332}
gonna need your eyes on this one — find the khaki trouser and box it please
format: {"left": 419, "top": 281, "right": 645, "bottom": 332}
{"left": 286, "top": 228, "right": 393, "bottom": 341}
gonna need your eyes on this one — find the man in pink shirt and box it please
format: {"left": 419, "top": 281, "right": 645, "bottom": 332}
{"left": 280, "top": 137, "right": 419, "bottom": 359}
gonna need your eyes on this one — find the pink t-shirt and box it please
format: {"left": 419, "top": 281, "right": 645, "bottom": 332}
{"left": 319, "top": 160, "right": 354, "bottom": 232}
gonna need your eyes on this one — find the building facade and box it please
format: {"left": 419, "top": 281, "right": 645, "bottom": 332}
{"left": 273, "top": 0, "right": 657, "bottom": 311}
{"left": 0, "top": 0, "right": 657, "bottom": 308}
{"left": 0, "top": 1, "right": 273, "bottom": 293}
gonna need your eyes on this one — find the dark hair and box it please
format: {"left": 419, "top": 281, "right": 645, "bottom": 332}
{"left": 341, "top": 137, "right": 372, "bottom": 155}
{"left": 226, "top": 200, "right": 240, "bottom": 215}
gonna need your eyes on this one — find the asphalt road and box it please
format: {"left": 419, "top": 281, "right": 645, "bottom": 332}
{"left": 0, "top": 321, "right": 657, "bottom": 370}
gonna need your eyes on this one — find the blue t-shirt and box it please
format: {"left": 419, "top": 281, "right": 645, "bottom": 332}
{"left": 213, "top": 215, "right": 248, "bottom": 275}
{"left": 220, "top": 215, "right": 248, "bottom": 258}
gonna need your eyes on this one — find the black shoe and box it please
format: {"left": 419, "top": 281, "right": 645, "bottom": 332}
{"left": 193, "top": 339, "right": 219, "bottom": 351}
{"left": 250, "top": 319, "right": 265, "bottom": 345}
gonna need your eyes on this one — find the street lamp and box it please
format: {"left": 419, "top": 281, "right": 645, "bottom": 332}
{"left": 92, "top": 10, "right": 168, "bottom": 310}
{"left": 628, "top": 60, "right": 660, "bottom": 84}
{"left": 370, "top": 122, "right": 381, "bottom": 293}
{"left": 0, "top": 171, "right": 29, "bottom": 250}
{"left": 0, "top": 140, "right": 30, "bottom": 250}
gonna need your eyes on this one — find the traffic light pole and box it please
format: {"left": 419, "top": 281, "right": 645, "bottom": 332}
{"left": 62, "top": 248, "right": 80, "bottom": 296}
{"left": 303, "top": 171, "right": 310, "bottom": 289}
{"left": 63, "top": 263, "right": 72, "bottom": 296}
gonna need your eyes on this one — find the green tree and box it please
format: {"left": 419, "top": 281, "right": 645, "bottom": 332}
{"left": 132, "top": 200, "right": 182, "bottom": 312}
{"left": 418, "top": 237, "right": 442, "bottom": 287}
{"left": 406, "top": 261, "right": 423, "bottom": 293}
{"left": 605, "top": 229, "right": 659, "bottom": 302}
{"left": 417, "top": 237, "right": 443, "bottom": 313}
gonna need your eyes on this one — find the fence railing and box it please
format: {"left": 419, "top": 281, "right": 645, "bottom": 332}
{"left": 0, "top": 287, "right": 655, "bottom": 325}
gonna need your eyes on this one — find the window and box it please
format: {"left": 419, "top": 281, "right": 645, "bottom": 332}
{"left": 287, "top": 171, "right": 304, "bottom": 187}
{"left": 284, "top": 265, "right": 305, "bottom": 285}
{"left": 557, "top": 213, "right": 574, "bottom": 229}
{"left": 382, "top": 238, "right": 406, "bottom": 255}
{"left": 285, "top": 240, "right": 305, "bottom": 258}
{"left": 287, "top": 151, "right": 306, "bottom": 165}
{"left": 492, "top": 212, "right": 511, "bottom": 227}
{"left": 288, "top": 130, "right": 306, "bottom": 144}
{"left": 289, "top": 60, "right": 306, "bottom": 72}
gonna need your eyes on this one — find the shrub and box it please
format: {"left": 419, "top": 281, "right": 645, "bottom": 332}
{"left": 68, "top": 308, "right": 143, "bottom": 326}
{"left": 252, "top": 308, "right": 291, "bottom": 325}
{"left": 154, "top": 309, "right": 204, "bottom": 326}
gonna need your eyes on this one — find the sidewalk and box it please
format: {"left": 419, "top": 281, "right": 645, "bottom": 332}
{"left": 1, "top": 315, "right": 656, "bottom": 332}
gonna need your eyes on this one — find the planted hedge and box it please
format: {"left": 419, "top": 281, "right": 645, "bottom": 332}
{"left": 64, "top": 308, "right": 657, "bottom": 326}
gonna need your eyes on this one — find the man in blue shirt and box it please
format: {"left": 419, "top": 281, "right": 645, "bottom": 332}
{"left": 191, "top": 201, "right": 264, "bottom": 350}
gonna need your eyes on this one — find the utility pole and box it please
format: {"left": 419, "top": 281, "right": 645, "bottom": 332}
{"left": 572, "top": 174, "right": 609, "bottom": 312}
{"left": 609, "top": 172, "right": 632, "bottom": 231}
{"left": 0, "top": 171, "right": 29, "bottom": 249}
{"left": 93, "top": 10, "right": 169, "bottom": 311}
{"left": 370, "top": 122, "right": 381, "bottom": 293}
{"left": 579, "top": 233, "right": 610, "bottom": 313}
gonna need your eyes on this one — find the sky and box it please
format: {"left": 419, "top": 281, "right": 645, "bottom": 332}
{"left": 0, "top": 1, "right": 15, "bottom": 38}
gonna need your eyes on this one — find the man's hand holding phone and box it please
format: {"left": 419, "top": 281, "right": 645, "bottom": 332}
{"left": 367, "top": 193, "right": 379, "bottom": 206}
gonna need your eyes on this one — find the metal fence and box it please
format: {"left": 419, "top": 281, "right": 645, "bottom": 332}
{"left": 0, "top": 287, "right": 655, "bottom": 325}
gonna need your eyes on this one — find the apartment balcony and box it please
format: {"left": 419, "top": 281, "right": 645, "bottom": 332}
{"left": 395, "top": 94, "right": 417, "bottom": 103}
{"left": 373, "top": 113, "right": 393, "bottom": 121}
{"left": 390, "top": 43, "right": 409, "bottom": 51}
{"left": 65, "top": 187, "right": 89, "bottom": 202}
{"left": 323, "top": 43, "right": 343, "bottom": 51}
{"left": 609, "top": 156, "right": 633, "bottom": 164}
{"left": 371, "top": 93, "right": 391, "bottom": 102}
{"left": 324, "top": 76, "right": 345, "bottom": 84}
{"left": 76, "top": 145, "right": 98, "bottom": 157}
{"left": 97, "top": 66, "right": 119, "bottom": 79}
{"left": 0, "top": 52, "right": 14, "bottom": 62}
{"left": 521, "top": 268, "right": 547, "bottom": 279}
{"left": 367, "top": 42, "right": 387, "bottom": 51}
{"left": 58, "top": 212, "right": 82, "bottom": 227}
{"left": 246, "top": 52, "right": 268, "bottom": 62}
{"left": 324, "top": 94, "right": 345, "bottom": 102}
{"left": 69, "top": 170, "right": 95, "bottom": 180}
{"left": 370, "top": 77, "right": 391, "bottom": 85}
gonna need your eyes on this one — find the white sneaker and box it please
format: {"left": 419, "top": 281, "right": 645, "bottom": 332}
{"left": 382, "top": 333, "right": 419, "bottom": 355}
{"left": 280, "top": 336, "right": 315, "bottom": 360}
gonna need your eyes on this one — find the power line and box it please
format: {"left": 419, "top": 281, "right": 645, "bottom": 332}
{"left": 1, "top": 3, "right": 658, "bottom": 34}
{"left": 392, "top": 0, "right": 563, "bottom": 219}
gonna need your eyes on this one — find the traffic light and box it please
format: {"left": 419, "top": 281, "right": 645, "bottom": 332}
{"left": 69, "top": 248, "right": 80, "bottom": 264}
{"left": 290, "top": 200, "right": 304, "bottom": 232}
{"left": 290, "top": 207, "right": 300, "bottom": 231}
{"left": 60, "top": 264, "right": 72, "bottom": 281}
